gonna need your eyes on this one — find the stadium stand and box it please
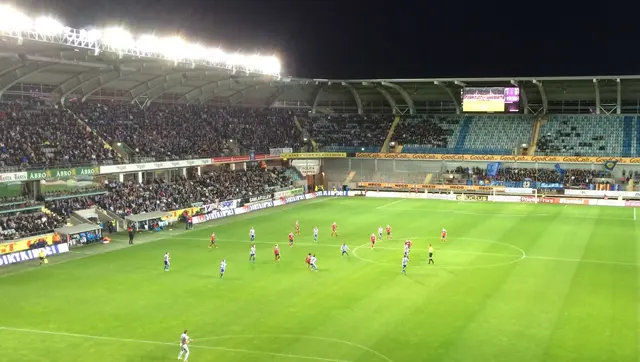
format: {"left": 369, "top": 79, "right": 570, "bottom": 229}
{"left": 398, "top": 115, "right": 533, "bottom": 155}
{"left": 299, "top": 114, "right": 393, "bottom": 152}
{"left": 447, "top": 166, "right": 612, "bottom": 187}
{"left": 71, "top": 103, "right": 302, "bottom": 160}
{"left": 461, "top": 115, "right": 534, "bottom": 155}
{"left": 0, "top": 211, "right": 66, "bottom": 241}
{"left": 87, "top": 166, "right": 292, "bottom": 218}
{"left": 0, "top": 103, "right": 118, "bottom": 169}
{"left": 535, "top": 115, "right": 628, "bottom": 157}
{"left": 394, "top": 115, "right": 458, "bottom": 152}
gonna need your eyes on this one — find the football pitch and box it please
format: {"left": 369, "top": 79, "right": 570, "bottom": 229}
{"left": 0, "top": 197, "right": 638, "bottom": 362}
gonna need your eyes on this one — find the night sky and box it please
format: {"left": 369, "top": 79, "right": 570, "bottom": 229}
{"left": 11, "top": 0, "right": 640, "bottom": 79}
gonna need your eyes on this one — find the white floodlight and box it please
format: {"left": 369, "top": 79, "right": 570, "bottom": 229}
{"left": 208, "top": 48, "right": 226, "bottom": 63}
{"left": 262, "top": 56, "right": 281, "bottom": 75}
{"left": 0, "top": 5, "right": 33, "bottom": 32}
{"left": 185, "top": 43, "right": 207, "bottom": 60}
{"left": 161, "top": 36, "right": 187, "bottom": 60}
{"left": 245, "top": 54, "right": 262, "bottom": 72}
{"left": 79, "top": 28, "right": 102, "bottom": 43}
{"left": 228, "top": 53, "right": 244, "bottom": 66}
{"left": 136, "top": 34, "right": 162, "bottom": 53}
{"left": 102, "top": 27, "right": 135, "bottom": 50}
{"left": 34, "top": 16, "right": 64, "bottom": 35}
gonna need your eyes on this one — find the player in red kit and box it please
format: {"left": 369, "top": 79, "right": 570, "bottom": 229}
{"left": 441, "top": 228, "right": 447, "bottom": 243}
{"left": 208, "top": 232, "right": 217, "bottom": 248}
{"left": 305, "top": 253, "right": 312, "bottom": 270}
{"left": 331, "top": 222, "right": 338, "bottom": 237}
{"left": 274, "top": 244, "right": 280, "bottom": 261}
{"left": 370, "top": 233, "right": 376, "bottom": 249}
{"left": 386, "top": 225, "right": 392, "bottom": 239}
{"left": 405, "top": 239, "right": 412, "bottom": 250}
{"left": 288, "top": 232, "right": 294, "bottom": 247}
{"left": 295, "top": 220, "right": 300, "bottom": 235}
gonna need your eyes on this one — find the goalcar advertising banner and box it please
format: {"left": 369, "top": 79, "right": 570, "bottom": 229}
{"left": 0, "top": 243, "right": 70, "bottom": 267}
{"left": 354, "top": 153, "right": 640, "bottom": 164}
{"left": 281, "top": 152, "right": 346, "bottom": 159}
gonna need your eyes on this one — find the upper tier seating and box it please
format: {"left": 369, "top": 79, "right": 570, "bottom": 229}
{"left": 71, "top": 103, "right": 302, "bottom": 160}
{"left": 299, "top": 114, "right": 393, "bottom": 152}
{"left": 0, "top": 211, "right": 66, "bottom": 241}
{"left": 95, "top": 166, "right": 291, "bottom": 218}
{"left": 394, "top": 115, "right": 458, "bottom": 150}
{"left": 0, "top": 103, "right": 117, "bottom": 169}
{"left": 401, "top": 115, "right": 533, "bottom": 155}
{"left": 536, "top": 115, "right": 626, "bottom": 157}
{"left": 462, "top": 115, "right": 534, "bottom": 155}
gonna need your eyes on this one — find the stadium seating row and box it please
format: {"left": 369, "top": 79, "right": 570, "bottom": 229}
{"left": 0, "top": 166, "right": 295, "bottom": 240}
{"left": 2, "top": 101, "right": 640, "bottom": 170}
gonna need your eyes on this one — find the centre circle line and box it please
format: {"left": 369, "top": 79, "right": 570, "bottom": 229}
{"left": 352, "top": 237, "right": 526, "bottom": 270}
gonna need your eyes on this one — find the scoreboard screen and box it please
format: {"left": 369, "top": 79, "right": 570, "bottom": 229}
{"left": 462, "top": 87, "right": 520, "bottom": 113}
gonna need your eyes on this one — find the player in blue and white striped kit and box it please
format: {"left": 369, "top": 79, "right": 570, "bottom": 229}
{"left": 164, "top": 252, "right": 170, "bottom": 271}
{"left": 219, "top": 260, "right": 226, "bottom": 279}
{"left": 313, "top": 227, "right": 319, "bottom": 243}
{"left": 341, "top": 243, "right": 350, "bottom": 257}
{"left": 249, "top": 244, "right": 256, "bottom": 263}
{"left": 310, "top": 255, "right": 318, "bottom": 271}
{"left": 249, "top": 227, "right": 255, "bottom": 242}
{"left": 401, "top": 255, "right": 409, "bottom": 274}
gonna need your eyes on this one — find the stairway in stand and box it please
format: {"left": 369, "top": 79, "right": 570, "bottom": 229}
{"left": 454, "top": 117, "right": 471, "bottom": 150}
{"left": 381, "top": 115, "right": 402, "bottom": 152}
{"left": 622, "top": 116, "right": 633, "bottom": 157}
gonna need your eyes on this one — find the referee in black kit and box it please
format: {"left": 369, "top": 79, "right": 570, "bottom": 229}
{"left": 128, "top": 223, "right": 135, "bottom": 245}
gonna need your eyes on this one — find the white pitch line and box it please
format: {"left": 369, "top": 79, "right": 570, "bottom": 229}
{"left": 369, "top": 206, "right": 636, "bottom": 221}
{"left": 524, "top": 254, "right": 637, "bottom": 266}
{"left": 0, "top": 198, "right": 331, "bottom": 279}
{"left": 0, "top": 326, "right": 352, "bottom": 362}
{"left": 375, "top": 199, "right": 405, "bottom": 209}
{"left": 179, "top": 237, "right": 639, "bottom": 267}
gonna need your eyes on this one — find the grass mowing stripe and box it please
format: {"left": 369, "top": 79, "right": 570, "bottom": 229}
{"left": 1, "top": 198, "right": 637, "bottom": 361}
{"left": 0, "top": 326, "right": 352, "bottom": 362}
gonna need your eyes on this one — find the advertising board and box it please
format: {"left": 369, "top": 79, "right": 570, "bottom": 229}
{"left": 0, "top": 243, "right": 69, "bottom": 267}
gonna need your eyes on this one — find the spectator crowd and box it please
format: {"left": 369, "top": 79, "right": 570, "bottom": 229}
{"left": 0, "top": 211, "right": 66, "bottom": 241}
{"left": 0, "top": 103, "right": 117, "bottom": 168}
{"left": 71, "top": 103, "right": 302, "bottom": 160}
{"left": 448, "top": 166, "right": 612, "bottom": 187}
{"left": 298, "top": 115, "right": 393, "bottom": 151}
{"left": 43, "top": 166, "right": 293, "bottom": 218}
{"left": 393, "top": 116, "right": 456, "bottom": 148}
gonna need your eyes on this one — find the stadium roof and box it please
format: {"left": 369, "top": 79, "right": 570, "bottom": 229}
{"left": 2, "top": 18, "right": 640, "bottom": 114}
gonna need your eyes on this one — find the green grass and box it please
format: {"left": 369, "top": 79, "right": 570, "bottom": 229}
{"left": 0, "top": 197, "right": 638, "bottom": 362}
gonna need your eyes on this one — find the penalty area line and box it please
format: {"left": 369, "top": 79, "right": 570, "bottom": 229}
{"left": 375, "top": 199, "right": 405, "bottom": 210}
{"left": 0, "top": 326, "right": 352, "bottom": 362}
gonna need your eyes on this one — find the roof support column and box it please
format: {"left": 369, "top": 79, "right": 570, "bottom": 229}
{"left": 381, "top": 81, "right": 415, "bottom": 115}
{"left": 434, "top": 81, "right": 461, "bottom": 114}
{"left": 341, "top": 82, "right": 363, "bottom": 115}
{"left": 374, "top": 86, "right": 399, "bottom": 115}
{"left": 511, "top": 80, "right": 529, "bottom": 114}
{"left": 0, "top": 62, "right": 58, "bottom": 99}
{"left": 266, "top": 86, "right": 287, "bottom": 107}
{"left": 223, "top": 83, "right": 273, "bottom": 106}
{"left": 532, "top": 79, "right": 548, "bottom": 114}
{"left": 310, "top": 86, "right": 324, "bottom": 115}
{"left": 616, "top": 78, "right": 621, "bottom": 114}
{"left": 593, "top": 78, "right": 601, "bottom": 114}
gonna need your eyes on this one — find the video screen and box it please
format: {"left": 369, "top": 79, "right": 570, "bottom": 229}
{"left": 462, "top": 87, "right": 520, "bottom": 113}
